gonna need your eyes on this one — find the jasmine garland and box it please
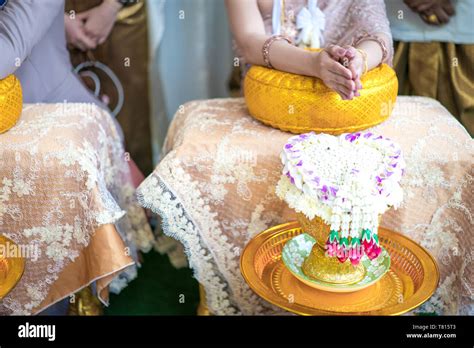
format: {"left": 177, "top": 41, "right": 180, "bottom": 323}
{"left": 276, "top": 131, "right": 406, "bottom": 264}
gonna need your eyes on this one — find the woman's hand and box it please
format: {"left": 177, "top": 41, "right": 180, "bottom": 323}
{"left": 341, "top": 46, "right": 364, "bottom": 97}
{"left": 77, "top": 0, "right": 122, "bottom": 46}
{"left": 314, "top": 45, "right": 357, "bottom": 100}
{"left": 64, "top": 13, "right": 97, "bottom": 51}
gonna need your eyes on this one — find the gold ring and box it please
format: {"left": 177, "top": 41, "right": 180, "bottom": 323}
{"left": 427, "top": 14, "right": 439, "bottom": 24}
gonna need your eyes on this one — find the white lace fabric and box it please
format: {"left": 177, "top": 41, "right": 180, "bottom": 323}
{"left": 138, "top": 97, "right": 474, "bottom": 315}
{"left": 0, "top": 104, "right": 154, "bottom": 315}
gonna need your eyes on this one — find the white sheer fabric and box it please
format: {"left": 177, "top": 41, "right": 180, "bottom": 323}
{"left": 154, "top": 0, "right": 233, "bottom": 123}
{"left": 147, "top": 0, "right": 168, "bottom": 164}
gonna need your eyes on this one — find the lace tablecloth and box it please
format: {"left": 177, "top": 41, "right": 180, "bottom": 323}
{"left": 0, "top": 104, "right": 154, "bottom": 315}
{"left": 137, "top": 97, "right": 474, "bottom": 316}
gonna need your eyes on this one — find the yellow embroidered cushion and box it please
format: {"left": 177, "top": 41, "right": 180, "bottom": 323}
{"left": 244, "top": 63, "right": 398, "bottom": 134}
{"left": 0, "top": 75, "right": 23, "bottom": 134}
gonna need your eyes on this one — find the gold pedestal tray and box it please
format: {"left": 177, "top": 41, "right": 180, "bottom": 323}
{"left": 240, "top": 222, "right": 439, "bottom": 315}
{"left": 0, "top": 235, "right": 26, "bottom": 299}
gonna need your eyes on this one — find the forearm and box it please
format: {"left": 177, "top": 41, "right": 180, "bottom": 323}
{"left": 103, "top": 0, "right": 123, "bottom": 12}
{"left": 0, "top": 42, "right": 19, "bottom": 79}
{"left": 227, "top": 0, "right": 320, "bottom": 78}
{"left": 237, "top": 32, "right": 319, "bottom": 78}
{"left": 354, "top": 33, "right": 391, "bottom": 71}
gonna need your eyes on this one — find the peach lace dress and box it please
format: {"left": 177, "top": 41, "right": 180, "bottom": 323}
{"left": 235, "top": 0, "right": 394, "bottom": 73}
{"left": 137, "top": 0, "right": 473, "bottom": 315}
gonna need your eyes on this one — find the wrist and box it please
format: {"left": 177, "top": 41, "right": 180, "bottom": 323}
{"left": 103, "top": 0, "right": 123, "bottom": 13}
{"left": 310, "top": 51, "right": 323, "bottom": 79}
{"left": 356, "top": 49, "right": 368, "bottom": 75}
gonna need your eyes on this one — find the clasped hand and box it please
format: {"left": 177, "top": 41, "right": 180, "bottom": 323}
{"left": 315, "top": 45, "right": 364, "bottom": 101}
{"left": 65, "top": 0, "right": 122, "bottom": 51}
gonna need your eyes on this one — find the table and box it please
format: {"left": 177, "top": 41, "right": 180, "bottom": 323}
{"left": 138, "top": 97, "right": 474, "bottom": 315}
{"left": 0, "top": 103, "right": 153, "bottom": 315}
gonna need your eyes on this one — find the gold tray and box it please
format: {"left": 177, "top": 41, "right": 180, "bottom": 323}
{"left": 0, "top": 235, "right": 26, "bottom": 300}
{"left": 240, "top": 222, "right": 439, "bottom": 315}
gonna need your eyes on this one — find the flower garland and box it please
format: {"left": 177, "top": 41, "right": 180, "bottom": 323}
{"left": 276, "top": 131, "right": 405, "bottom": 264}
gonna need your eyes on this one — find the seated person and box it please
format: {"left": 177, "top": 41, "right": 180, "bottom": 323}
{"left": 0, "top": 0, "right": 98, "bottom": 104}
{"left": 229, "top": 0, "right": 393, "bottom": 99}
{"left": 137, "top": 0, "right": 473, "bottom": 315}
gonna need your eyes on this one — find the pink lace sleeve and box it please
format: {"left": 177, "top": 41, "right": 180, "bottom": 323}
{"left": 349, "top": 0, "right": 394, "bottom": 65}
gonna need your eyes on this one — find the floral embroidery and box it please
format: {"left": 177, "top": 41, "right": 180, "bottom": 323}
{"left": 138, "top": 97, "right": 473, "bottom": 315}
{"left": 0, "top": 104, "right": 153, "bottom": 315}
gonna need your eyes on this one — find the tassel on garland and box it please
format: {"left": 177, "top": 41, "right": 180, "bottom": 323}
{"left": 325, "top": 228, "right": 381, "bottom": 265}
{"left": 362, "top": 229, "right": 382, "bottom": 260}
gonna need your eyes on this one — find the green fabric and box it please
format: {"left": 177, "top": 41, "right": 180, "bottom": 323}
{"left": 105, "top": 251, "right": 199, "bottom": 315}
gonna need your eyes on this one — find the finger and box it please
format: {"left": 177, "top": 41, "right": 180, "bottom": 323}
{"left": 72, "top": 39, "right": 87, "bottom": 52}
{"left": 327, "top": 60, "right": 353, "bottom": 80}
{"left": 329, "top": 78, "right": 353, "bottom": 96}
{"left": 325, "top": 45, "right": 347, "bottom": 59}
{"left": 337, "top": 85, "right": 354, "bottom": 100}
{"left": 325, "top": 81, "right": 349, "bottom": 100}
{"left": 420, "top": 12, "right": 438, "bottom": 25}
{"left": 336, "top": 81, "right": 354, "bottom": 97}
{"left": 76, "top": 11, "right": 90, "bottom": 21}
{"left": 77, "top": 31, "right": 97, "bottom": 50}
{"left": 334, "top": 86, "right": 350, "bottom": 100}
{"left": 83, "top": 25, "right": 99, "bottom": 40}
{"left": 410, "top": 0, "right": 431, "bottom": 9}
{"left": 404, "top": 0, "right": 422, "bottom": 11}
{"left": 347, "top": 63, "right": 358, "bottom": 81}
{"left": 98, "top": 36, "right": 107, "bottom": 45}
{"left": 434, "top": 8, "right": 450, "bottom": 23}
{"left": 415, "top": 2, "right": 435, "bottom": 12}
{"left": 342, "top": 46, "right": 357, "bottom": 59}
{"left": 331, "top": 75, "right": 355, "bottom": 91}
{"left": 353, "top": 79, "right": 362, "bottom": 96}
{"left": 442, "top": 1, "right": 455, "bottom": 16}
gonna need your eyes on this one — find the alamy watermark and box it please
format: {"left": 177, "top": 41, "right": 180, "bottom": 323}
{"left": 0, "top": 241, "right": 39, "bottom": 262}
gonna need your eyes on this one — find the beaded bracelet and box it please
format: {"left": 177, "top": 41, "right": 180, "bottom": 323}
{"left": 353, "top": 32, "right": 388, "bottom": 64}
{"left": 356, "top": 48, "right": 368, "bottom": 74}
{"left": 262, "top": 35, "right": 293, "bottom": 69}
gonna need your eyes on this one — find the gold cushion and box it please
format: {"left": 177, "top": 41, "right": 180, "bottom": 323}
{"left": 244, "top": 63, "right": 398, "bottom": 134}
{"left": 0, "top": 75, "right": 23, "bottom": 134}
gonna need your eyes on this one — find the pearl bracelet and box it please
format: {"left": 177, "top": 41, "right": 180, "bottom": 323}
{"left": 356, "top": 48, "right": 368, "bottom": 75}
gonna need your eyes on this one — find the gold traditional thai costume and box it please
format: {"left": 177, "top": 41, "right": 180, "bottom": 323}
{"left": 386, "top": 0, "right": 474, "bottom": 136}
